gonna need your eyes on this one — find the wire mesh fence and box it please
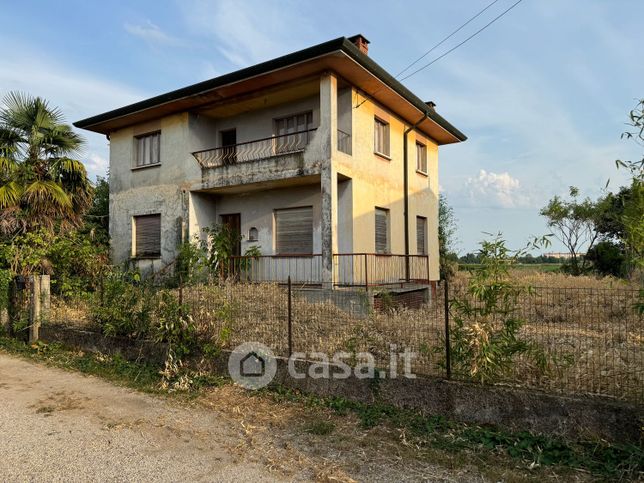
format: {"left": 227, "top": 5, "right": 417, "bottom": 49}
{"left": 42, "top": 276, "right": 643, "bottom": 403}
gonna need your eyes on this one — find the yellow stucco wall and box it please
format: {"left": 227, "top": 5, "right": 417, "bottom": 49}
{"left": 332, "top": 89, "right": 440, "bottom": 280}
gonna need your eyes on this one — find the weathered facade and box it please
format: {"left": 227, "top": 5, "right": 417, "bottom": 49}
{"left": 75, "top": 35, "right": 466, "bottom": 285}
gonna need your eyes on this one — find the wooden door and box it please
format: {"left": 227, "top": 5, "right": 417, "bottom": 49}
{"left": 220, "top": 213, "right": 241, "bottom": 256}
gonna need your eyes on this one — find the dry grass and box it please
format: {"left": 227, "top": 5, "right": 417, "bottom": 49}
{"left": 46, "top": 270, "right": 643, "bottom": 402}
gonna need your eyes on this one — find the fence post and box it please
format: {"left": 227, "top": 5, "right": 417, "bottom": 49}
{"left": 287, "top": 275, "right": 293, "bottom": 357}
{"left": 364, "top": 254, "right": 369, "bottom": 290}
{"left": 444, "top": 278, "right": 451, "bottom": 380}
{"left": 29, "top": 275, "right": 41, "bottom": 343}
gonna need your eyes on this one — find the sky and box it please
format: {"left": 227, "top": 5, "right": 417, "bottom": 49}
{"left": 0, "top": 0, "right": 642, "bottom": 253}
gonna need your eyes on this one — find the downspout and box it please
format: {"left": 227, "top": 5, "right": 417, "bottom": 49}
{"left": 403, "top": 112, "right": 429, "bottom": 281}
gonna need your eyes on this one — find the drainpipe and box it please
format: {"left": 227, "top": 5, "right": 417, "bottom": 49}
{"left": 403, "top": 112, "right": 429, "bottom": 281}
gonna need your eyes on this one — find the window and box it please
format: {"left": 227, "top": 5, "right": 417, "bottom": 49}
{"left": 133, "top": 214, "right": 161, "bottom": 257}
{"left": 374, "top": 118, "right": 390, "bottom": 157}
{"left": 416, "top": 142, "right": 427, "bottom": 173}
{"left": 416, "top": 216, "right": 427, "bottom": 256}
{"left": 375, "top": 207, "right": 390, "bottom": 254}
{"left": 135, "top": 132, "right": 161, "bottom": 167}
{"left": 274, "top": 112, "right": 313, "bottom": 153}
{"left": 274, "top": 206, "right": 313, "bottom": 254}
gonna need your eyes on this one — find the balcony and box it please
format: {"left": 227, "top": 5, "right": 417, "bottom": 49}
{"left": 192, "top": 129, "right": 316, "bottom": 169}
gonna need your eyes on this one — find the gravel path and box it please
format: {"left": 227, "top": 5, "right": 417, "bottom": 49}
{"left": 0, "top": 354, "right": 281, "bottom": 482}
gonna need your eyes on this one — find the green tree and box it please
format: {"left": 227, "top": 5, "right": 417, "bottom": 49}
{"left": 81, "top": 175, "right": 109, "bottom": 244}
{"left": 615, "top": 99, "right": 644, "bottom": 274}
{"left": 438, "top": 194, "right": 459, "bottom": 279}
{"left": 0, "top": 92, "right": 92, "bottom": 235}
{"left": 539, "top": 187, "right": 600, "bottom": 275}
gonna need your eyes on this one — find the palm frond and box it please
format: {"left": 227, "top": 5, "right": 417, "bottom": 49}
{"left": 23, "top": 180, "right": 72, "bottom": 209}
{"left": 0, "top": 181, "right": 23, "bottom": 209}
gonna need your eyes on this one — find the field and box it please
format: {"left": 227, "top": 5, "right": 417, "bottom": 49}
{"left": 47, "top": 270, "right": 643, "bottom": 403}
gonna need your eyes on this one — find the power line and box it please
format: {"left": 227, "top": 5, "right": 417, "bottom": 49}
{"left": 399, "top": 0, "right": 524, "bottom": 82}
{"left": 354, "top": 0, "right": 524, "bottom": 109}
{"left": 395, "top": 0, "right": 501, "bottom": 79}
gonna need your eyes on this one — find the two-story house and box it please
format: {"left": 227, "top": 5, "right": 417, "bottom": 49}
{"left": 74, "top": 35, "right": 466, "bottom": 289}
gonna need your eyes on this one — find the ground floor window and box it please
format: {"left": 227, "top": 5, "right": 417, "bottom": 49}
{"left": 416, "top": 216, "right": 427, "bottom": 255}
{"left": 375, "top": 207, "right": 390, "bottom": 254}
{"left": 133, "top": 214, "right": 161, "bottom": 257}
{"left": 274, "top": 206, "right": 313, "bottom": 254}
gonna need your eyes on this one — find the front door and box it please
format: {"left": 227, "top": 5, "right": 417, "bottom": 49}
{"left": 220, "top": 213, "right": 241, "bottom": 256}
{"left": 220, "top": 129, "right": 237, "bottom": 165}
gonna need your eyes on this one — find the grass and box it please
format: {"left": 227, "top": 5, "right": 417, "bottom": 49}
{"left": 265, "top": 386, "right": 644, "bottom": 481}
{"left": 48, "top": 271, "right": 643, "bottom": 402}
{"left": 0, "top": 335, "right": 642, "bottom": 481}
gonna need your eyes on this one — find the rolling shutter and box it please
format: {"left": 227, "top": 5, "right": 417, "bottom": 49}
{"left": 416, "top": 216, "right": 427, "bottom": 255}
{"left": 375, "top": 208, "right": 389, "bottom": 254}
{"left": 135, "top": 214, "right": 161, "bottom": 257}
{"left": 275, "top": 207, "right": 313, "bottom": 254}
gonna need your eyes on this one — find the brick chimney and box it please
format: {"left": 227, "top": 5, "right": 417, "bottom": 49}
{"left": 348, "top": 34, "right": 370, "bottom": 55}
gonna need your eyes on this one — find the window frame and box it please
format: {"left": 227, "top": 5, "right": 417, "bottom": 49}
{"left": 416, "top": 216, "right": 427, "bottom": 256}
{"left": 273, "top": 206, "right": 314, "bottom": 255}
{"left": 374, "top": 207, "right": 390, "bottom": 254}
{"left": 132, "top": 213, "right": 161, "bottom": 259}
{"left": 133, "top": 131, "right": 161, "bottom": 169}
{"left": 416, "top": 141, "right": 428, "bottom": 175}
{"left": 373, "top": 117, "right": 390, "bottom": 159}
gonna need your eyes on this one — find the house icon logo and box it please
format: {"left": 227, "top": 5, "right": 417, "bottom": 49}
{"left": 240, "top": 351, "right": 265, "bottom": 377}
{"left": 228, "top": 342, "right": 277, "bottom": 390}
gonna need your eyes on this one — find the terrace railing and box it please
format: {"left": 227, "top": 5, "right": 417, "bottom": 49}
{"left": 192, "top": 128, "right": 317, "bottom": 169}
{"left": 337, "top": 129, "right": 352, "bottom": 155}
{"left": 227, "top": 253, "right": 430, "bottom": 288}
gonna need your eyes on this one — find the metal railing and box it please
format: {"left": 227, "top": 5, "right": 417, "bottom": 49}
{"left": 192, "top": 128, "right": 316, "bottom": 168}
{"left": 228, "top": 254, "right": 323, "bottom": 285}
{"left": 334, "top": 253, "right": 429, "bottom": 288}
{"left": 337, "top": 129, "right": 351, "bottom": 155}
{"left": 226, "top": 253, "right": 430, "bottom": 288}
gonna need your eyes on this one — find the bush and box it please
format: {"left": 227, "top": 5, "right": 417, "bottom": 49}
{"left": 586, "top": 240, "right": 627, "bottom": 277}
{"left": 91, "top": 270, "right": 154, "bottom": 338}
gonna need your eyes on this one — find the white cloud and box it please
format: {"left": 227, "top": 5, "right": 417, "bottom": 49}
{"left": 463, "top": 170, "right": 533, "bottom": 209}
{"left": 85, "top": 153, "right": 109, "bottom": 178}
{"left": 0, "top": 38, "right": 146, "bottom": 181}
{"left": 179, "top": 0, "right": 313, "bottom": 67}
{"left": 124, "top": 20, "right": 186, "bottom": 47}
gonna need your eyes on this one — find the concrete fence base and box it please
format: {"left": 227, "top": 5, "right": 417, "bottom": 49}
{"left": 36, "top": 326, "right": 642, "bottom": 444}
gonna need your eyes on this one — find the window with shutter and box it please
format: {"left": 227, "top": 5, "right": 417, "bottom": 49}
{"left": 416, "top": 142, "right": 427, "bottom": 173}
{"left": 134, "top": 214, "right": 161, "bottom": 257}
{"left": 135, "top": 132, "right": 161, "bottom": 167}
{"left": 375, "top": 208, "right": 389, "bottom": 254}
{"left": 416, "top": 216, "right": 427, "bottom": 256}
{"left": 274, "top": 207, "right": 313, "bottom": 254}
{"left": 274, "top": 112, "right": 313, "bottom": 154}
{"left": 374, "top": 118, "right": 390, "bottom": 157}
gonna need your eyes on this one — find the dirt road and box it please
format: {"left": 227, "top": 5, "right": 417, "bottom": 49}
{"left": 0, "top": 354, "right": 280, "bottom": 482}
{"left": 0, "top": 353, "right": 481, "bottom": 482}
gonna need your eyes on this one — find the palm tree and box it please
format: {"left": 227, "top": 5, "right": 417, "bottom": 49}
{"left": 0, "top": 92, "right": 92, "bottom": 235}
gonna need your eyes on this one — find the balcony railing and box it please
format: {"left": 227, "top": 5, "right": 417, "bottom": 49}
{"left": 337, "top": 129, "right": 351, "bottom": 155}
{"left": 192, "top": 129, "right": 316, "bottom": 168}
{"left": 225, "top": 253, "right": 430, "bottom": 288}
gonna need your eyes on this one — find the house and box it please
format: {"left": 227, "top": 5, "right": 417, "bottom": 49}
{"left": 74, "top": 35, "right": 466, "bottom": 289}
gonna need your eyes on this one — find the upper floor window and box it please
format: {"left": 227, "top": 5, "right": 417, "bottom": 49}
{"left": 135, "top": 131, "right": 161, "bottom": 167}
{"left": 133, "top": 214, "right": 161, "bottom": 258}
{"left": 416, "top": 142, "right": 427, "bottom": 174}
{"left": 416, "top": 216, "right": 427, "bottom": 256}
{"left": 274, "top": 206, "right": 313, "bottom": 254}
{"left": 374, "top": 118, "right": 390, "bottom": 157}
{"left": 375, "top": 207, "right": 390, "bottom": 254}
{"left": 274, "top": 112, "right": 313, "bottom": 154}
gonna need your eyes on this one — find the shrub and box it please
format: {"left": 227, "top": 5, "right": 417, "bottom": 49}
{"left": 447, "top": 234, "right": 549, "bottom": 383}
